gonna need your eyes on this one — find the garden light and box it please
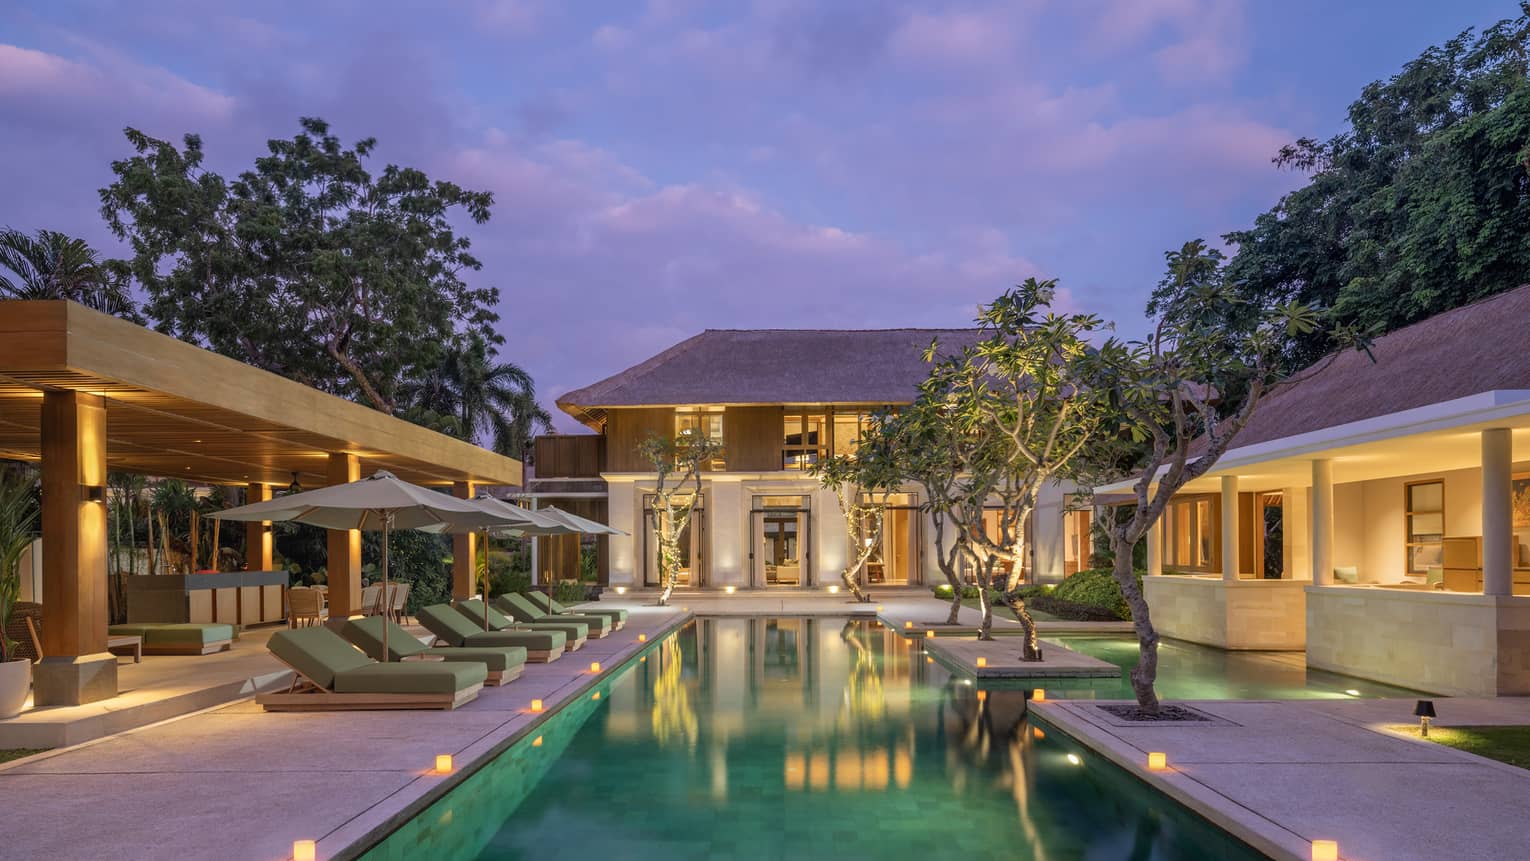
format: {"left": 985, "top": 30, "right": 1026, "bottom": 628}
{"left": 530, "top": 699, "right": 544, "bottom": 712}
{"left": 293, "top": 840, "right": 316, "bottom": 861}
{"left": 1311, "top": 840, "right": 1339, "bottom": 861}
{"left": 435, "top": 754, "right": 453, "bottom": 774}
{"left": 1147, "top": 752, "right": 1167, "bottom": 771}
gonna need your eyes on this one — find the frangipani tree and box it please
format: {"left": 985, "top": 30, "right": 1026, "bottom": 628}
{"left": 928, "top": 280, "right": 1116, "bottom": 655}
{"left": 638, "top": 431, "right": 724, "bottom": 606}
{"left": 1091, "top": 240, "right": 1370, "bottom": 713}
{"left": 810, "top": 425, "right": 901, "bottom": 603}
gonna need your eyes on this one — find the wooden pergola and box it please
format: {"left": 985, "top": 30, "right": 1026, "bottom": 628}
{"left": 0, "top": 302, "right": 522, "bottom": 705}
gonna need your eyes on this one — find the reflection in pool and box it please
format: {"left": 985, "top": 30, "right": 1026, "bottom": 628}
{"left": 363, "top": 618, "right": 1265, "bottom": 861}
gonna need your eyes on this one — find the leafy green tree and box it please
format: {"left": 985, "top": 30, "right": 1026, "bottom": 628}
{"left": 0, "top": 227, "right": 138, "bottom": 318}
{"left": 400, "top": 334, "right": 552, "bottom": 456}
{"left": 927, "top": 279, "right": 1116, "bottom": 654}
{"left": 1093, "top": 241, "right": 1369, "bottom": 714}
{"left": 638, "top": 432, "right": 724, "bottom": 606}
{"left": 1217, "top": 3, "right": 1530, "bottom": 367}
{"left": 98, "top": 118, "right": 502, "bottom": 414}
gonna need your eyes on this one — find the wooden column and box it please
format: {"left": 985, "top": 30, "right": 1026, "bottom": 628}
{"left": 326, "top": 453, "right": 361, "bottom": 615}
{"left": 245, "top": 482, "right": 273, "bottom": 570}
{"left": 35, "top": 390, "right": 117, "bottom": 706}
{"left": 452, "top": 480, "right": 477, "bottom": 599}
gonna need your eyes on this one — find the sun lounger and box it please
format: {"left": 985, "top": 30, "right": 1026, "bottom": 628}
{"left": 524, "top": 590, "right": 627, "bottom": 630}
{"left": 495, "top": 592, "right": 611, "bottom": 638}
{"left": 108, "top": 623, "right": 234, "bottom": 655}
{"left": 458, "top": 598, "right": 590, "bottom": 650}
{"left": 257, "top": 626, "right": 485, "bottom": 711}
{"left": 341, "top": 617, "right": 526, "bottom": 686}
{"left": 417, "top": 603, "right": 567, "bottom": 662}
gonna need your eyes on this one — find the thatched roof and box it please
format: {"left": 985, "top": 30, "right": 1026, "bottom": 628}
{"left": 558, "top": 328, "right": 983, "bottom": 424}
{"left": 1230, "top": 284, "right": 1530, "bottom": 448}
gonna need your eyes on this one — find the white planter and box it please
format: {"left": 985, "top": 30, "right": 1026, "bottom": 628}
{"left": 0, "top": 659, "right": 30, "bottom": 719}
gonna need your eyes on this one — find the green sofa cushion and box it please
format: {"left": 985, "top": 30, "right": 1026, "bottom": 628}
{"left": 425, "top": 645, "right": 527, "bottom": 671}
{"left": 496, "top": 593, "right": 609, "bottom": 635}
{"left": 268, "top": 627, "right": 373, "bottom": 690}
{"left": 342, "top": 617, "right": 430, "bottom": 661}
{"left": 456, "top": 599, "right": 516, "bottom": 630}
{"left": 463, "top": 629, "right": 564, "bottom": 651}
{"left": 418, "top": 604, "right": 480, "bottom": 647}
{"left": 333, "top": 661, "right": 486, "bottom": 695}
{"left": 110, "top": 623, "right": 235, "bottom": 646}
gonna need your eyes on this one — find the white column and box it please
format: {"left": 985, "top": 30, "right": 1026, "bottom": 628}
{"left": 1145, "top": 518, "right": 1163, "bottom": 576}
{"left": 605, "top": 479, "right": 637, "bottom": 587}
{"left": 707, "top": 478, "right": 743, "bottom": 588}
{"left": 1221, "top": 475, "right": 1239, "bottom": 581}
{"left": 1282, "top": 487, "right": 1311, "bottom": 580}
{"left": 1311, "top": 459, "right": 1334, "bottom": 586}
{"left": 1482, "top": 428, "right": 1512, "bottom": 597}
{"left": 528, "top": 496, "right": 540, "bottom": 587}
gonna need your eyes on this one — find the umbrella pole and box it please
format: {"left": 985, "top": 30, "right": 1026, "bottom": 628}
{"left": 481, "top": 529, "right": 491, "bottom": 634}
{"left": 381, "top": 511, "right": 391, "bottom": 662}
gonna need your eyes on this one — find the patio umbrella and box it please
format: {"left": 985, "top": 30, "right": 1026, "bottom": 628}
{"left": 469, "top": 494, "right": 574, "bottom": 632}
{"left": 217, "top": 471, "right": 520, "bottom": 660}
{"left": 535, "top": 505, "right": 628, "bottom": 536}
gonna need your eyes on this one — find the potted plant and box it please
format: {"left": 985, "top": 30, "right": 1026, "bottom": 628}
{"left": 0, "top": 465, "right": 40, "bottom": 719}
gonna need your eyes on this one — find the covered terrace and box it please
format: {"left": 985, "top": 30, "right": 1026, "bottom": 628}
{"left": 0, "top": 301, "right": 522, "bottom": 709}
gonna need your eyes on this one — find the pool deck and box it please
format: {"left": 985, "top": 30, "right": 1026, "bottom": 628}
{"left": 0, "top": 600, "right": 684, "bottom": 861}
{"left": 1031, "top": 696, "right": 1530, "bottom": 861}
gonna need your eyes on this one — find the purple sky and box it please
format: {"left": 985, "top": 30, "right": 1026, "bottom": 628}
{"left": 0, "top": 1, "right": 1511, "bottom": 432}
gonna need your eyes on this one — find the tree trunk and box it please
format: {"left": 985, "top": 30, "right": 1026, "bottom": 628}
{"left": 976, "top": 559, "right": 996, "bottom": 640}
{"left": 1002, "top": 594, "right": 1042, "bottom": 661}
{"left": 1110, "top": 535, "right": 1160, "bottom": 714}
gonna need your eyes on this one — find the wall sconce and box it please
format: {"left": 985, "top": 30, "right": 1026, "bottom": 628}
{"left": 435, "top": 754, "right": 454, "bottom": 774}
{"left": 82, "top": 485, "right": 105, "bottom": 503}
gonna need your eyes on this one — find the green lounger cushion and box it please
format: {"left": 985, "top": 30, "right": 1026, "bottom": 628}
{"left": 109, "top": 623, "right": 235, "bottom": 646}
{"left": 268, "top": 627, "right": 485, "bottom": 693}
{"left": 419, "top": 603, "right": 566, "bottom": 652}
{"left": 342, "top": 618, "right": 527, "bottom": 671}
{"left": 463, "top": 598, "right": 592, "bottom": 642}
{"left": 495, "top": 593, "right": 609, "bottom": 636}
{"left": 334, "top": 662, "right": 485, "bottom": 695}
{"left": 528, "top": 590, "right": 628, "bottom": 624}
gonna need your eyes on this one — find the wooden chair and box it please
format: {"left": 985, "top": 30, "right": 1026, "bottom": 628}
{"left": 359, "top": 584, "right": 385, "bottom": 616}
{"left": 287, "top": 587, "right": 326, "bottom": 628}
{"left": 388, "top": 582, "right": 411, "bottom": 623}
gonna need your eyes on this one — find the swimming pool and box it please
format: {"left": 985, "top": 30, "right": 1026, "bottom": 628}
{"left": 361, "top": 618, "right": 1270, "bottom": 860}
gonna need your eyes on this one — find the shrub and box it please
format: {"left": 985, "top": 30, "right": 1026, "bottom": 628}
{"left": 1050, "top": 567, "right": 1142, "bottom": 620}
{"left": 551, "top": 580, "right": 587, "bottom": 604}
{"left": 1028, "top": 594, "right": 1125, "bottom": 622}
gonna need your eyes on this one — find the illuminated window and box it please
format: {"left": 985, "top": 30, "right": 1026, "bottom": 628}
{"left": 675, "top": 408, "right": 725, "bottom": 470}
{"left": 782, "top": 412, "right": 826, "bottom": 470}
{"left": 1163, "top": 495, "right": 1219, "bottom": 572}
{"left": 1405, "top": 480, "right": 1444, "bottom": 575}
{"left": 832, "top": 411, "right": 873, "bottom": 456}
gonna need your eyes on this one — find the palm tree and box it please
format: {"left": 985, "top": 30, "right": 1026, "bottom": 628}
{"left": 402, "top": 336, "right": 551, "bottom": 456}
{"left": 0, "top": 227, "right": 138, "bottom": 318}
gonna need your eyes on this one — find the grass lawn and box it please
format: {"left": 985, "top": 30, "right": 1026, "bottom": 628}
{"left": 1391, "top": 725, "right": 1530, "bottom": 771}
{"left": 0, "top": 748, "right": 47, "bottom": 765}
{"left": 953, "top": 597, "right": 1060, "bottom": 623}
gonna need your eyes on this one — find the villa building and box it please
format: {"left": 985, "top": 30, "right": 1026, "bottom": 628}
{"left": 531, "top": 328, "right": 1096, "bottom": 591}
{"left": 1098, "top": 285, "right": 1530, "bottom": 697}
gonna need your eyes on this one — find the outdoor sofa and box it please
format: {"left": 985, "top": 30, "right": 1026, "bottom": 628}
{"left": 108, "top": 623, "right": 235, "bottom": 655}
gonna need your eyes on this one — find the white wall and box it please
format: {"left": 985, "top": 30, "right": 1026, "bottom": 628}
{"left": 606, "top": 479, "right": 638, "bottom": 586}
{"left": 812, "top": 487, "right": 847, "bottom": 588}
{"left": 706, "top": 478, "right": 745, "bottom": 587}
{"left": 1032, "top": 481, "right": 1070, "bottom": 583}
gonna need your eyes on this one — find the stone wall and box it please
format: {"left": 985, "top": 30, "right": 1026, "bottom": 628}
{"left": 1143, "top": 576, "right": 1308, "bottom": 650}
{"left": 1306, "top": 586, "right": 1530, "bottom": 695}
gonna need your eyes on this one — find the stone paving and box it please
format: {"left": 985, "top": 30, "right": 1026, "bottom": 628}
{"left": 1031, "top": 696, "right": 1530, "bottom": 861}
{"left": 922, "top": 634, "right": 1120, "bottom": 679}
{"left": 0, "top": 601, "right": 684, "bottom": 861}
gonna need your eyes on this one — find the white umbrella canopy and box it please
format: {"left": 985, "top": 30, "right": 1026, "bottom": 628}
{"left": 537, "top": 505, "right": 627, "bottom": 536}
{"left": 472, "top": 493, "right": 571, "bottom": 536}
{"left": 218, "top": 470, "right": 527, "bottom": 660}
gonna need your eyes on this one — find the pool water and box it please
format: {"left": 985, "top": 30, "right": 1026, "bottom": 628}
{"left": 363, "top": 619, "right": 1272, "bottom": 861}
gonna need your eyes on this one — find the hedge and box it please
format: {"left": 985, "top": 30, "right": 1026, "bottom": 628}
{"left": 1050, "top": 568, "right": 1142, "bottom": 621}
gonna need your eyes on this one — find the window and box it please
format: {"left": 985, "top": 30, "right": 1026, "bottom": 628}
{"left": 1405, "top": 480, "right": 1444, "bottom": 575}
{"left": 832, "top": 411, "right": 874, "bottom": 456}
{"left": 781, "top": 412, "right": 826, "bottom": 470}
{"left": 1162, "top": 495, "right": 1218, "bottom": 572}
{"left": 675, "top": 408, "right": 725, "bottom": 470}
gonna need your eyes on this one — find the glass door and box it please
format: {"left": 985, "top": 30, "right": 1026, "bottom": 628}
{"left": 751, "top": 495, "right": 811, "bottom": 587}
{"left": 643, "top": 495, "right": 706, "bottom": 588}
{"left": 863, "top": 493, "right": 920, "bottom": 585}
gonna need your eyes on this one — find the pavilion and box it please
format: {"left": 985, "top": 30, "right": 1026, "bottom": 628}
{"left": 0, "top": 301, "right": 522, "bottom": 707}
